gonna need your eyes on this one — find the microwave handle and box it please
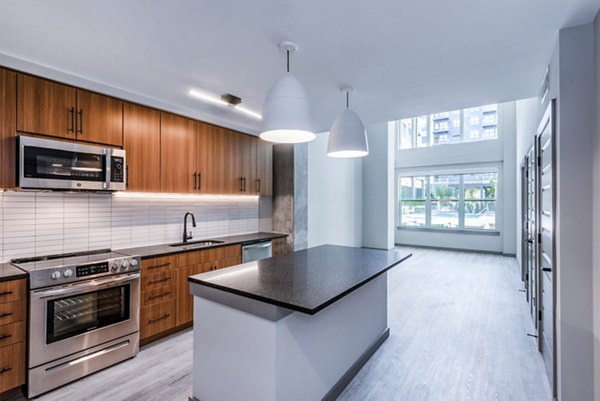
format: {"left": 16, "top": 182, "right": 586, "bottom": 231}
{"left": 105, "top": 150, "right": 111, "bottom": 190}
{"left": 32, "top": 272, "right": 140, "bottom": 300}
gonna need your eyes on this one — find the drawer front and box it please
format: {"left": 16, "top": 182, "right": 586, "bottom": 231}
{"left": 141, "top": 270, "right": 173, "bottom": 290}
{"left": 220, "top": 255, "right": 241, "bottom": 269}
{"left": 0, "top": 341, "right": 25, "bottom": 393}
{"left": 141, "top": 283, "right": 176, "bottom": 307}
{"left": 0, "top": 280, "right": 26, "bottom": 304}
{"left": 177, "top": 248, "right": 220, "bottom": 267}
{"left": 140, "top": 299, "right": 176, "bottom": 339}
{"left": 219, "top": 245, "right": 241, "bottom": 259}
{"left": 0, "top": 321, "right": 25, "bottom": 348}
{"left": 142, "top": 256, "right": 176, "bottom": 274}
{"left": 0, "top": 301, "right": 25, "bottom": 326}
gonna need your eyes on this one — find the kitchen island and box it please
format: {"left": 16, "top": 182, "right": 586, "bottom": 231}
{"left": 188, "top": 245, "right": 411, "bottom": 401}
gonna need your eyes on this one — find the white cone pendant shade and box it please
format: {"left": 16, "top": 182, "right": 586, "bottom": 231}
{"left": 327, "top": 108, "right": 368, "bottom": 158}
{"left": 260, "top": 73, "right": 315, "bottom": 143}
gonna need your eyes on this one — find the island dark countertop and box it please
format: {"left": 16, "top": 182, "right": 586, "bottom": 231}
{"left": 0, "top": 262, "right": 28, "bottom": 282}
{"left": 188, "top": 245, "right": 411, "bottom": 315}
{"left": 116, "top": 232, "right": 288, "bottom": 259}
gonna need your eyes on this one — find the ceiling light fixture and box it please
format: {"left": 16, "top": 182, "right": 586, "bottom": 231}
{"left": 188, "top": 89, "right": 262, "bottom": 120}
{"left": 260, "top": 41, "right": 315, "bottom": 144}
{"left": 327, "top": 86, "right": 369, "bottom": 158}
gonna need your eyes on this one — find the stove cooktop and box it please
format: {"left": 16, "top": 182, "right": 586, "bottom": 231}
{"left": 11, "top": 249, "right": 130, "bottom": 271}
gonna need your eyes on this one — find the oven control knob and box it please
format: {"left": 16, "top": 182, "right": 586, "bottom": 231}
{"left": 130, "top": 259, "right": 138, "bottom": 267}
{"left": 120, "top": 260, "right": 129, "bottom": 269}
{"left": 51, "top": 271, "right": 61, "bottom": 280}
{"left": 111, "top": 261, "right": 119, "bottom": 271}
{"left": 63, "top": 269, "right": 73, "bottom": 278}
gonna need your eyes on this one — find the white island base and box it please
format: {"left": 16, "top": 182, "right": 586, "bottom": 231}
{"left": 190, "top": 273, "right": 389, "bottom": 401}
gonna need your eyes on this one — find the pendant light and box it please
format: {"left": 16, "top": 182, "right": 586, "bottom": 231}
{"left": 260, "top": 42, "right": 315, "bottom": 143}
{"left": 327, "top": 86, "right": 368, "bottom": 158}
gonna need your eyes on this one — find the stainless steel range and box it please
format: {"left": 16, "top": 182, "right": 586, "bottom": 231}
{"left": 11, "top": 249, "right": 141, "bottom": 398}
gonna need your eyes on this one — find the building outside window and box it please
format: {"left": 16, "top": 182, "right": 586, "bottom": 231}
{"left": 392, "top": 104, "right": 498, "bottom": 149}
{"left": 398, "top": 172, "right": 497, "bottom": 230}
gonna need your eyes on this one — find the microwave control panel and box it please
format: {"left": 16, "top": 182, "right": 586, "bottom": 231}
{"left": 111, "top": 156, "right": 124, "bottom": 183}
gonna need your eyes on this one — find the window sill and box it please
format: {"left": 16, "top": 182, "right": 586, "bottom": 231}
{"left": 396, "top": 226, "right": 500, "bottom": 236}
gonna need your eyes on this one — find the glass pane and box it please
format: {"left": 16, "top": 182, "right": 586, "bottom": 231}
{"left": 430, "top": 175, "right": 460, "bottom": 199}
{"left": 432, "top": 110, "right": 461, "bottom": 146}
{"left": 415, "top": 116, "right": 430, "bottom": 148}
{"left": 399, "top": 119, "right": 414, "bottom": 149}
{"left": 463, "top": 105, "right": 497, "bottom": 142}
{"left": 463, "top": 173, "right": 497, "bottom": 199}
{"left": 431, "top": 201, "right": 459, "bottom": 228}
{"left": 24, "top": 146, "right": 106, "bottom": 182}
{"left": 465, "top": 200, "right": 496, "bottom": 229}
{"left": 401, "top": 200, "right": 426, "bottom": 226}
{"left": 399, "top": 176, "right": 426, "bottom": 199}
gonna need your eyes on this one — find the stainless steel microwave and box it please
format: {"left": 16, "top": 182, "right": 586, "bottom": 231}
{"left": 18, "top": 136, "right": 126, "bottom": 191}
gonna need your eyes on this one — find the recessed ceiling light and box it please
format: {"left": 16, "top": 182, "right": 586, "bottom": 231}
{"left": 188, "top": 89, "right": 262, "bottom": 120}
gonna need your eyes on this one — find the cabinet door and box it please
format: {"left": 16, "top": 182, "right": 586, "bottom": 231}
{"left": 17, "top": 74, "right": 77, "bottom": 139}
{"left": 0, "top": 68, "right": 16, "bottom": 188}
{"left": 124, "top": 103, "right": 161, "bottom": 192}
{"left": 76, "top": 89, "right": 123, "bottom": 146}
{"left": 256, "top": 139, "right": 273, "bottom": 196}
{"left": 242, "top": 134, "right": 257, "bottom": 193}
{"left": 197, "top": 122, "right": 228, "bottom": 194}
{"left": 225, "top": 129, "right": 244, "bottom": 193}
{"left": 160, "top": 113, "right": 197, "bottom": 193}
{"left": 176, "top": 262, "right": 213, "bottom": 326}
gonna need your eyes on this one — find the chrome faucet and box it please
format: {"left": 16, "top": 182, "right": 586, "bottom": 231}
{"left": 183, "top": 212, "right": 197, "bottom": 243}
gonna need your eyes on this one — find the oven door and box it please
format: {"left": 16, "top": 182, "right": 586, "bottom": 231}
{"left": 29, "top": 272, "right": 140, "bottom": 368}
{"left": 18, "top": 135, "right": 112, "bottom": 191}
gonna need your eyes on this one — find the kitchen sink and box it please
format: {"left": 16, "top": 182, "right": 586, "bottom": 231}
{"left": 169, "top": 240, "right": 224, "bottom": 248}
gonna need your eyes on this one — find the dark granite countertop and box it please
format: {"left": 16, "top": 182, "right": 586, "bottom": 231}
{"left": 0, "top": 262, "right": 28, "bottom": 282}
{"left": 188, "top": 245, "right": 411, "bottom": 315}
{"left": 116, "top": 232, "right": 288, "bottom": 259}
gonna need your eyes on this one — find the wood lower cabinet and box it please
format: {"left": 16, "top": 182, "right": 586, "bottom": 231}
{"left": 0, "top": 279, "right": 26, "bottom": 394}
{"left": 123, "top": 103, "right": 161, "bottom": 192}
{"left": 0, "top": 68, "right": 17, "bottom": 189}
{"left": 140, "top": 299, "right": 176, "bottom": 340}
{"left": 17, "top": 73, "right": 123, "bottom": 146}
{"left": 160, "top": 113, "right": 197, "bottom": 194}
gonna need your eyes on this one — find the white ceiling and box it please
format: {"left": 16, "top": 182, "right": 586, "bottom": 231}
{"left": 1, "top": 0, "right": 599, "bottom": 135}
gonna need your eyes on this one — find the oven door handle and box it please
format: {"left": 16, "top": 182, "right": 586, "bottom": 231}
{"left": 32, "top": 273, "right": 140, "bottom": 300}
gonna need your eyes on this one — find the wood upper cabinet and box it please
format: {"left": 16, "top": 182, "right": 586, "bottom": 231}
{"left": 256, "top": 139, "right": 273, "bottom": 196}
{"left": 0, "top": 68, "right": 17, "bottom": 189}
{"left": 224, "top": 130, "right": 257, "bottom": 194}
{"left": 242, "top": 134, "right": 257, "bottom": 193}
{"left": 17, "top": 73, "right": 77, "bottom": 139}
{"left": 196, "top": 122, "right": 228, "bottom": 194}
{"left": 76, "top": 89, "right": 123, "bottom": 146}
{"left": 160, "top": 112, "right": 197, "bottom": 193}
{"left": 123, "top": 103, "right": 161, "bottom": 192}
{"left": 17, "top": 74, "right": 123, "bottom": 146}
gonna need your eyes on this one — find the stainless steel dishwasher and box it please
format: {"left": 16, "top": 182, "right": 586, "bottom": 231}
{"left": 242, "top": 240, "right": 273, "bottom": 263}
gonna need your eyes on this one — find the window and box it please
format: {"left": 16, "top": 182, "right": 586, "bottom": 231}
{"left": 398, "top": 172, "right": 498, "bottom": 231}
{"left": 393, "top": 104, "right": 498, "bottom": 149}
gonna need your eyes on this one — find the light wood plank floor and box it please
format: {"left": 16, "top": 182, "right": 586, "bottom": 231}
{"left": 13, "top": 247, "right": 552, "bottom": 401}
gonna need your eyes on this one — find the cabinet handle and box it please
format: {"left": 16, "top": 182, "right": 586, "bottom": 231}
{"left": 148, "top": 314, "right": 171, "bottom": 324}
{"left": 147, "top": 291, "right": 171, "bottom": 301}
{"left": 68, "top": 107, "right": 75, "bottom": 133}
{"left": 198, "top": 172, "right": 202, "bottom": 191}
{"left": 0, "top": 291, "right": 13, "bottom": 297}
{"left": 77, "top": 109, "right": 83, "bottom": 134}
{"left": 239, "top": 177, "right": 244, "bottom": 192}
{"left": 256, "top": 178, "right": 261, "bottom": 193}
{"left": 126, "top": 165, "right": 129, "bottom": 188}
{"left": 193, "top": 172, "right": 197, "bottom": 190}
{"left": 0, "top": 312, "right": 13, "bottom": 319}
{"left": 243, "top": 177, "right": 247, "bottom": 192}
{"left": 147, "top": 277, "right": 170, "bottom": 285}
{"left": 0, "top": 367, "right": 12, "bottom": 375}
{"left": 147, "top": 262, "right": 171, "bottom": 270}
{"left": 0, "top": 334, "right": 12, "bottom": 341}
{"left": 542, "top": 268, "right": 552, "bottom": 272}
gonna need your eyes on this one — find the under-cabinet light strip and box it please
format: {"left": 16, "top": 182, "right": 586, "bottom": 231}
{"left": 188, "top": 89, "right": 262, "bottom": 120}
{"left": 112, "top": 192, "right": 260, "bottom": 201}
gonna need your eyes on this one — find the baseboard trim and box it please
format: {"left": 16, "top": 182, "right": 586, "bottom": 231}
{"left": 322, "top": 327, "right": 390, "bottom": 401}
{"left": 395, "top": 243, "right": 514, "bottom": 257}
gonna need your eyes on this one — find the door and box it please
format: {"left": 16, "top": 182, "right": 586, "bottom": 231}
{"left": 76, "top": 89, "right": 123, "bottom": 146}
{"left": 520, "top": 160, "right": 528, "bottom": 291}
{"left": 176, "top": 262, "right": 213, "bottom": 326}
{"left": 256, "top": 139, "right": 273, "bottom": 196}
{"left": 160, "top": 113, "right": 197, "bottom": 193}
{"left": 537, "top": 100, "right": 556, "bottom": 394}
{"left": 526, "top": 144, "right": 537, "bottom": 325}
{"left": 196, "top": 122, "right": 228, "bottom": 194}
{"left": 0, "top": 68, "right": 17, "bottom": 188}
{"left": 17, "top": 74, "right": 77, "bottom": 139}
{"left": 225, "top": 129, "right": 245, "bottom": 193}
{"left": 123, "top": 103, "right": 161, "bottom": 192}
{"left": 242, "top": 134, "right": 257, "bottom": 193}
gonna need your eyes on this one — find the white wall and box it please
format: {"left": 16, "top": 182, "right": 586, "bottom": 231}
{"left": 307, "top": 133, "right": 363, "bottom": 248}
{"left": 592, "top": 10, "right": 600, "bottom": 401}
{"left": 394, "top": 102, "right": 517, "bottom": 254}
{"left": 362, "top": 122, "right": 394, "bottom": 250}
{"left": 0, "top": 191, "right": 258, "bottom": 262}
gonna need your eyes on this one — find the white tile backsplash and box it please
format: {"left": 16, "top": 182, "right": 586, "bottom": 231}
{"left": 0, "top": 191, "right": 259, "bottom": 262}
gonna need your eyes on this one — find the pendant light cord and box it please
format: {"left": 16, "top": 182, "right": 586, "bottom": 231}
{"left": 346, "top": 91, "right": 349, "bottom": 109}
{"left": 287, "top": 50, "right": 290, "bottom": 73}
